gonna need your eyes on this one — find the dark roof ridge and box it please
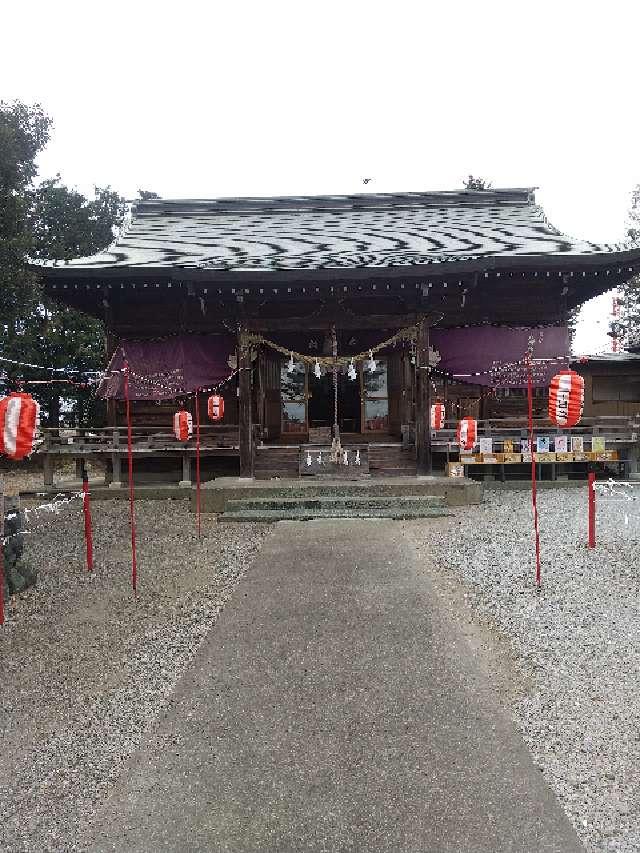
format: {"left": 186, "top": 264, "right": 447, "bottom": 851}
{"left": 131, "top": 187, "right": 537, "bottom": 215}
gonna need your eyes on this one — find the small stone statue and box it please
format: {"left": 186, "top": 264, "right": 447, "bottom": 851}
{"left": 3, "top": 498, "right": 37, "bottom": 599}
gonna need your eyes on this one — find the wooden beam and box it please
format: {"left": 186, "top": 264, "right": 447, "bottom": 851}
{"left": 238, "top": 329, "right": 254, "bottom": 478}
{"left": 242, "top": 313, "right": 426, "bottom": 332}
{"left": 415, "top": 319, "right": 432, "bottom": 475}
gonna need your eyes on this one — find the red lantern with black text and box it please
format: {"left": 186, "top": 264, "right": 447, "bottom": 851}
{"left": 430, "top": 403, "right": 445, "bottom": 430}
{"left": 173, "top": 410, "right": 193, "bottom": 441}
{"left": 548, "top": 370, "right": 584, "bottom": 428}
{"left": 0, "top": 392, "right": 40, "bottom": 460}
{"left": 456, "top": 416, "right": 477, "bottom": 451}
{"left": 207, "top": 394, "right": 225, "bottom": 422}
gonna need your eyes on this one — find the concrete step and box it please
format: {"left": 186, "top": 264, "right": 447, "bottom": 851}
{"left": 194, "top": 476, "right": 483, "bottom": 513}
{"left": 225, "top": 495, "right": 446, "bottom": 512}
{"left": 219, "top": 506, "right": 451, "bottom": 523}
{"left": 369, "top": 467, "right": 417, "bottom": 477}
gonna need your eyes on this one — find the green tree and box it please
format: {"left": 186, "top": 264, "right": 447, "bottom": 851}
{"left": 0, "top": 100, "right": 51, "bottom": 331}
{"left": 0, "top": 100, "right": 127, "bottom": 425}
{"left": 30, "top": 179, "right": 126, "bottom": 262}
{"left": 609, "top": 184, "right": 640, "bottom": 351}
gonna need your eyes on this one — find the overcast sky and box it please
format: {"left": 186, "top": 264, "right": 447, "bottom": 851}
{"left": 3, "top": 0, "right": 638, "bottom": 353}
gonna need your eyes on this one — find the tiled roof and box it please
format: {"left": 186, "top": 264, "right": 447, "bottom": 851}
{"left": 53, "top": 188, "right": 635, "bottom": 272}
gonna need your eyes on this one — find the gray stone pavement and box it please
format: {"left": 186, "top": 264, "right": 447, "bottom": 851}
{"left": 87, "top": 520, "right": 583, "bottom": 853}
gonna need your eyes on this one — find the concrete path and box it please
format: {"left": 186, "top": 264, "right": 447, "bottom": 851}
{"left": 87, "top": 521, "right": 583, "bottom": 853}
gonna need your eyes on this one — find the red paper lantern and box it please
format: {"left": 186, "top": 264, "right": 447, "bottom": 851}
{"left": 430, "top": 403, "right": 445, "bottom": 430}
{"left": 207, "top": 394, "right": 225, "bottom": 422}
{"left": 173, "top": 410, "right": 193, "bottom": 441}
{"left": 0, "top": 392, "right": 40, "bottom": 460}
{"left": 548, "top": 370, "right": 584, "bottom": 428}
{"left": 456, "top": 416, "right": 477, "bottom": 451}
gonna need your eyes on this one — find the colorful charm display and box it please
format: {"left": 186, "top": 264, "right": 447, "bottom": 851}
{"left": 456, "top": 416, "right": 477, "bottom": 451}
{"left": 173, "top": 410, "right": 193, "bottom": 441}
{"left": 548, "top": 369, "right": 584, "bottom": 428}
{"left": 0, "top": 392, "right": 40, "bottom": 460}
{"left": 430, "top": 403, "right": 445, "bottom": 430}
{"left": 207, "top": 394, "right": 225, "bottom": 421}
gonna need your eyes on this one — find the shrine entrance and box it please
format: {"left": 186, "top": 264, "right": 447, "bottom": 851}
{"left": 279, "top": 350, "right": 392, "bottom": 439}
{"left": 308, "top": 369, "right": 361, "bottom": 433}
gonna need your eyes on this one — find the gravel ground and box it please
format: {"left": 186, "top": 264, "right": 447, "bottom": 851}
{"left": 0, "top": 488, "right": 268, "bottom": 852}
{"left": 1, "top": 459, "right": 105, "bottom": 497}
{"left": 3, "top": 477, "right": 638, "bottom": 852}
{"left": 411, "top": 486, "right": 640, "bottom": 853}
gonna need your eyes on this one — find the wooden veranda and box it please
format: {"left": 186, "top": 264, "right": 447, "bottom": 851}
{"left": 38, "top": 413, "right": 639, "bottom": 487}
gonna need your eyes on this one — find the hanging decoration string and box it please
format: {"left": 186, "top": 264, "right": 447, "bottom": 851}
{"left": 244, "top": 326, "right": 417, "bottom": 368}
{"left": 0, "top": 354, "right": 102, "bottom": 374}
{"left": 1, "top": 492, "right": 85, "bottom": 545}
{"left": 0, "top": 377, "right": 93, "bottom": 388}
{"left": 105, "top": 365, "right": 239, "bottom": 401}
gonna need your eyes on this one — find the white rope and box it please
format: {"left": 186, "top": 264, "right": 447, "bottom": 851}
{"left": 3, "top": 492, "right": 84, "bottom": 544}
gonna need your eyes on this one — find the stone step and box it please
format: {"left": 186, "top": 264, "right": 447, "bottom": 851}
{"left": 226, "top": 495, "right": 445, "bottom": 512}
{"left": 219, "top": 506, "right": 451, "bottom": 523}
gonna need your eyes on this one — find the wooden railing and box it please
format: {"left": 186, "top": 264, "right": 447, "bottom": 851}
{"left": 432, "top": 417, "right": 637, "bottom": 454}
{"left": 39, "top": 424, "right": 240, "bottom": 453}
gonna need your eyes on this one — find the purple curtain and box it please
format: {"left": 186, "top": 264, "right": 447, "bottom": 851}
{"left": 430, "top": 327, "right": 570, "bottom": 387}
{"left": 97, "top": 334, "right": 236, "bottom": 400}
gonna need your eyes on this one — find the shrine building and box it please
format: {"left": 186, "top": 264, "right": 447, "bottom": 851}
{"left": 41, "top": 187, "right": 640, "bottom": 482}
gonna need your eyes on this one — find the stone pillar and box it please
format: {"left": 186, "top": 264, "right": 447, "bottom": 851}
{"left": 238, "top": 329, "right": 254, "bottom": 479}
{"left": 415, "top": 319, "right": 432, "bottom": 476}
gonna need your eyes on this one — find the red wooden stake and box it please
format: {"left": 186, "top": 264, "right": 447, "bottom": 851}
{"left": 123, "top": 363, "right": 138, "bottom": 593}
{"left": 0, "top": 475, "right": 4, "bottom": 626}
{"left": 81, "top": 466, "right": 94, "bottom": 571}
{"left": 527, "top": 359, "right": 542, "bottom": 587}
{"left": 195, "top": 389, "right": 201, "bottom": 538}
{"left": 588, "top": 471, "right": 596, "bottom": 548}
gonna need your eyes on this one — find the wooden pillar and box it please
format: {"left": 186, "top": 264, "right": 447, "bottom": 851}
{"left": 179, "top": 453, "right": 192, "bottom": 487}
{"left": 107, "top": 399, "right": 117, "bottom": 428}
{"left": 109, "top": 453, "right": 122, "bottom": 488}
{"left": 415, "top": 319, "right": 432, "bottom": 476}
{"left": 238, "top": 329, "right": 254, "bottom": 479}
{"left": 43, "top": 455, "right": 54, "bottom": 488}
{"left": 109, "top": 428, "right": 122, "bottom": 489}
{"left": 401, "top": 350, "right": 413, "bottom": 425}
{"left": 443, "top": 374, "right": 449, "bottom": 421}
